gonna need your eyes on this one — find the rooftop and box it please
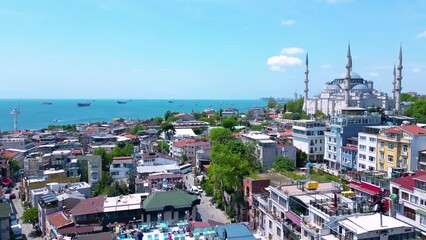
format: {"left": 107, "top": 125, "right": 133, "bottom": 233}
{"left": 339, "top": 213, "right": 412, "bottom": 234}
{"left": 70, "top": 195, "right": 105, "bottom": 216}
{"left": 391, "top": 171, "right": 426, "bottom": 191}
{"left": 143, "top": 189, "right": 199, "bottom": 211}
{"left": 47, "top": 211, "right": 73, "bottom": 229}
{"left": 104, "top": 193, "right": 149, "bottom": 213}
{"left": 0, "top": 203, "right": 11, "bottom": 219}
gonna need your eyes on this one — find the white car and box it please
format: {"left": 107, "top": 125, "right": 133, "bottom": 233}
{"left": 197, "top": 186, "right": 203, "bottom": 193}
{"left": 191, "top": 186, "right": 200, "bottom": 195}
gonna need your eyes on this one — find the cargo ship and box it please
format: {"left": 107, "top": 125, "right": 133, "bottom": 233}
{"left": 77, "top": 102, "right": 91, "bottom": 107}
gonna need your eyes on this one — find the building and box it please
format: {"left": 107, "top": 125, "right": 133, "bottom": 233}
{"left": 292, "top": 120, "right": 326, "bottom": 162}
{"left": 109, "top": 156, "right": 135, "bottom": 181}
{"left": 222, "top": 108, "right": 239, "bottom": 117}
{"left": 103, "top": 193, "right": 149, "bottom": 225}
{"left": 377, "top": 125, "right": 426, "bottom": 173}
{"left": 324, "top": 109, "right": 381, "bottom": 170}
{"left": 195, "top": 146, "right": 211, "bottom": 172}
{"left": 357, "top": 126, "right": 390, "bottom": 171}
{"left": 171, "top": 138, "right": 210, "bottom": 165}
{"left": 303, "top": 45, "right": 403, "bottom": 115}
{"left": 251, "top": 181, "right": 340, "bottom": 240}
{"left": 276, "top": 144, "right": 297, "bottom": 164}
{"left": 0, "top": 203, "right": 11, "bottom": 240}
{"left": 69, "top": 195, "right": 105, "bottom": 225}
{"left": 390, "top": 170, "right": 426, "bottom": 236}
{"left": 419, "top": 151, "right": 426, "bottom": 171}
{"left": 77, "top": 155, "right": 102, "bottom": 186}
{"left": 141, "top": 189, "right": 200, "bottom": 223}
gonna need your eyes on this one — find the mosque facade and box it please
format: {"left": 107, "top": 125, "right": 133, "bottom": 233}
{"left": 303, "top": 45, "right": 403, "bottom": 116}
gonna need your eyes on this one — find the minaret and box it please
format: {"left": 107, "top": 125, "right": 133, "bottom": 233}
{"left": 395, "top": 45, "right": 403, "bottom": 112}
{"left": 304, "top": 53, "right": 309, "bottom": 112}
{"left": 343, "top": 43, "right": 352, "bottom": 107}
{"left": 392, "top": 65, "right": 396, "bottom": 102}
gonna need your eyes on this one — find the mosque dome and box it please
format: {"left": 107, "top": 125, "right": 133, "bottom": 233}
{"left": 339, "top": 71, "right": 362, "bottom": 79}
{"left": 352, "top": 84, "right": 369, "bottom": 90}
{"left": 326, "top": 84, "right": 341, "bottom": 90}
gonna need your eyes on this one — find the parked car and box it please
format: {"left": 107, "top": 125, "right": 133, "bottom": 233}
{"left": 10, "top": 213, "right": 17, "bottom": 222}
{"left": 9, "top": 193, "right": 16, "bottom": 199}
{"left": 197, "top": 186, "right": 203, "bottom": 193}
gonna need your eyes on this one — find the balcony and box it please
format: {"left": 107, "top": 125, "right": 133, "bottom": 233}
{"left": 301, "top": 216, "right": 321, "bottom": 236}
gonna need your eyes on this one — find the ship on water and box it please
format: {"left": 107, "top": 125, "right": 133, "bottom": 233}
{"left": 117, "top": 101, "right": 127, "bottom": 104}
{"left": 42, "top": 102, "right": 52, "bottom": 105}
{"left": 77, "top": 102, "right": 91, "bottom": 107}
{"left": 168, "top": 100, "right": 174, "bottom": 103}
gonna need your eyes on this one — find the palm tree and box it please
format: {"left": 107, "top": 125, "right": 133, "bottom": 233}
{"left": 157, "top": 123, "right": 176, "bottom": 140}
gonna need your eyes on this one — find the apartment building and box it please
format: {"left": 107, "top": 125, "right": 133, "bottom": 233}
{"left": 377, "top": 125, "right": 426, "bottom": 173}
{"left": 292, "top": 120, "right": 326, "bottom": 162}
{"left": 324, "top": 109, "right": 381, "bottom": 170}
{"left": 391, "top": 170, "right": 426, "bottom": 236}
{"left": 357, "top": 126, "right": 390, "bottom": 171}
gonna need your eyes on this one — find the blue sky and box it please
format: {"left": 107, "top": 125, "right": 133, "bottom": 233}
{"left": 0, "top": 0, "right": 425, "bottom": 99}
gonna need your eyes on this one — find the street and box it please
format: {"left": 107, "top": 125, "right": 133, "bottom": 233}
{"left": 9, "top": 183, "right": 40, "bottom": 240}
{"left": 183, "top": 172, "right": 229, "bottom": 224}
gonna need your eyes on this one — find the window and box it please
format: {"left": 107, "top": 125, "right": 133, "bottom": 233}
{"left": 369, "top": 137, "right": 376, "bottom": 142}
{"left": 269, "top": 220, "right": 272, "bottom": 229}
{"left": 380, "top": 142, "right": 385, "bottom": 148}
{"left": 410, "top": 195, "right": 418, "bottom": 204}
{"left": 420, "top": 214, "right": 426, "bottom": 226}
{"left": 420, "top": 199, "right": 426, "bottom": 207}
{"left": 315, "top": 139, "right": 317, "bottom": 144}
{"left": 359, "top": 145, "right": 366, "bottom": 151}
{"left": 276, "top": 226, "right": 281, "bottom": 237}
{"left": 380, "top": 153, "right": 384, "bottom": 160}
{"left": 320, "top": 139, "right": 322, "bottom": 144}
{"left": 403, "top": 145, "right": 408, "bottom": 152}
{"left": 401, "top": 191, "right": 409, "bottom": 200}
{"left": 388, "top": 143, "right": 394, "bottom": 150}
{"left": 369, "top": 147, "right": 375, "bottom": 153}
{"left": 360, "top": 136, "right": 367, "bottom": 141}
{"left": 319, "top": 147, "right": 322, "bottom": 151}
{"left": 388, "top": 155, "right": 394, "bottom": 163}
{"left": 369, "top": 156, "right": 375, "bottom": 162}
{"left": 359, "top": 154, "right": 366, "bottom": 160}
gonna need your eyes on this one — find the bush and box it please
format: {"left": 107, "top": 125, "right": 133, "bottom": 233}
{"left": 273, "top": 156, "right": 296, "bottom": 172}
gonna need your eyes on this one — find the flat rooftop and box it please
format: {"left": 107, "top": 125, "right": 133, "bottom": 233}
{"left": 276, "top": 181, "right": 338, "bottom": 196}
{"left": 103, "top": 193, "right": 149, "bottom": 213}
{"left": 340, "top": 213, "right": 412, "bottom": 234}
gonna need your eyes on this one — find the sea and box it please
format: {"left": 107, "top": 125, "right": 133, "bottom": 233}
{"left": 0, "top": 99, "right": 266, "bottom": 131}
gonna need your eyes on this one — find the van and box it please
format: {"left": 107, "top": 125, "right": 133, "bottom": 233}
{"left": 191, "top": 186, "right": 199, "bottom": 195}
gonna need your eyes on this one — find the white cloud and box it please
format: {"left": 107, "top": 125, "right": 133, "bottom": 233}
{"left": 321, "top": 64, "right": 332, "bottom": 69}
{"left": 368, "top": 72, "right": 379, "bottom": 77}
{"left": 267, "top": 55, "right": 302, "bottom": 71}
{"left": 281, "top": 19, "right": 295, "bottom": 26}
{"left": 413, "top": 67, "right": 422, "bottom": 73}
{"left": 280, "top": 47, "right": 305, "bottom": 55}
{"left": 417, "top": 30, "right": 426, "bottom": 39}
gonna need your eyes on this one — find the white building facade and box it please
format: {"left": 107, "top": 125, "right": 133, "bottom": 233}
{"left": 292, "top": 120, "right": 326, "bottom": 162}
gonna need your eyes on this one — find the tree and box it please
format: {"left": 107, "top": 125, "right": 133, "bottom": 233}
{"left": 181, "top": 154, "right": 189, "bottom": 164}
{"left": 157, "top": 140, "right": 170, "bottom": 153}
{"left": 22, "top": 208, "right": 38, "bottom": 225}
{"left": 401, "top": 93, "right": 419, "bottom": 102}
{"left": 93, "top": 173, "right": 114, "bottom": 196}
{"left": 267, "top": 97, "right": 277, "bottom": 109}
{"left": 405, "top": 99, "right": 426, "bottom": 123}
{"left": 273, "top": 156, "right": 296, "bottom": 172}
{"left": 157, "top": 122, "right": 176, "bottom": 140}
{"left": 164, "top": 110, "right": 173, "bottom": 121}
{"left": 128, "top": 125, "right": 144, "bottom": 135}
{"left": 108, "top": 180, "right": 129, "bottom": 197}
{"left": 193, "top": 127, "right": 202, "bottom": 135}
{"left": 93, "top": 147, "right": 112, "bottom": 172}
{"left": 9, "top": 159, "right": 20, "bottom": 176}
{"left": 221, "top": 116, "right": 238, "bottom": 130}
{"left": 209, "top": 128, "right": 234, "bottom": 143}
{"left": 199, "top": 117, "right": 215, "bottom": 126}
{"left": 296, "top": 149, "right": 308, "bottom": 167}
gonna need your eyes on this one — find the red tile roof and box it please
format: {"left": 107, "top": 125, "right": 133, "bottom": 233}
{"left": 392, "top": 171, "right": 426, "bottom": 191}
{"left": 342, "top": 145, "right": 358, "bottom": 151}
{"left": 3, "top": 151, "right": 18, "bottom": 158}
{"left": 173, "top": 138, "right": 196, "bottom": 147}
{"left": 123, "top": 134, "right": 138, "bottom": 140}
{"left": 70, "top": 196, "right": 105, "bottom": 216}
{"left": 47, "top": 212, "right": 73, "bottom": 229}
{"left": 384, "top": 128, "right": 403, "bottom": 134}
{"left": 400, "top": 125, "right": 426, "bottom": 136}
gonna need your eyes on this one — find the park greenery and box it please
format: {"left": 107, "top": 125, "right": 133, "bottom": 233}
{"left": 128, "top": 124, "right": 144, "bottom": 135}
{"left": 273, "top": 156, "right": 296, "bottom": 172}
{"left": 47, "top": 124, "right": 77, "bottom": 131}
{"left": 220, "top": 116, "right": 238, "bottom": 130}
{"left": 93, "top": 142, "right": 135, "bottom": 174}
{"left": 22, "top": 207, "right": 39, "bottom": 225}
{"left": 405, "top": 99, "right": 426, "bottom": 123}
{"left": 205, "top": 128, "right": 260, "bottom": 213}
{"left": 267, "top": 97, "right": 277, "bottom": 109}
{"left": 282, "top": 98, "right": 309, "bottom": 120}
{"left": 157, "top": 140, "right": 170, "bottom": 153}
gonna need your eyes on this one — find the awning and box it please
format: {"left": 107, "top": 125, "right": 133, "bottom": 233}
{"left": 286, "top": 210, "right": 301, "bottom": 227}
{"left": 416, "top": 209, "right": 426, "bottom": 216}
{"left": 1, "top": 178, "right": 12, "bottom": 186}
